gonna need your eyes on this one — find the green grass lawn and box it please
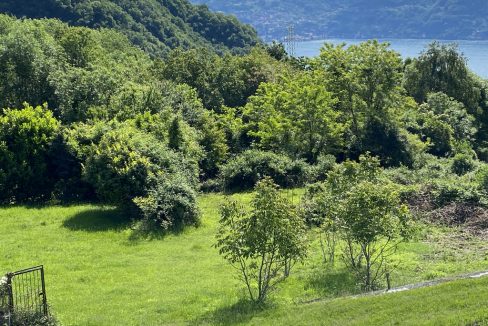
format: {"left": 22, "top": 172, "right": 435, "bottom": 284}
{"left": 0, "top": 191, "right": 487, "bottom": 325}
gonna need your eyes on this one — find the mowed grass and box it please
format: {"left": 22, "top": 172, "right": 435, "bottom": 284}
{"left": 0, "top": 191, "right": 487, "bottom": 325}
{"left": 229, "top": 276, "right": 488, "bottom": 326}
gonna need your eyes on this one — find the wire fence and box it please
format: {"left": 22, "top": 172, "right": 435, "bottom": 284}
{"left": 0, "top": 266, "right": 48, "bottom": 326}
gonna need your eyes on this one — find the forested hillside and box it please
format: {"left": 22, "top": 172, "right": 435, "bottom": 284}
{"left": 191, "top": 0, "right": 488, "bottom": 41}
{"left": 0, "top": 0, "right": 260, "bottom": 57}
{"left": 2, "top": 8, "right": 488, "bottom": 325}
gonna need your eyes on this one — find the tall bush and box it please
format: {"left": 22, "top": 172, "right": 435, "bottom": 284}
{"left": 220, "top": 150, "right": 311, "bottom": 192}
{"left": 81, "top": 124, "right": 200, "bottom": 229}
{"left": 0, "top": 104, "right": 60, "bottom": 202}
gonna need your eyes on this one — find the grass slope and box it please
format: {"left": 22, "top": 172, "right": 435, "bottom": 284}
{"left": 242, "top": 277, "right": 488, "bottom": 326}
{"left": 0, "top": 191, "right": 487, "bottom": 325}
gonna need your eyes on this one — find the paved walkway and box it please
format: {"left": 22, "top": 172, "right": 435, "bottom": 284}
{"left": 304, "top": 270, "right": 488, "bottom": 304}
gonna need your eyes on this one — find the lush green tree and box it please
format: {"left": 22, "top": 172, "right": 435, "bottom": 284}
{"left": 301, "top": 154, "right": 381, "bottom": 263}
{"left": 313, "top": 41, "right": 415, "bottom": 165}
{"left": 338, "top": 181, "right": 413, "bottom": 290}
{"left": 403, "top": 43, "right": 482, "bottom": 113}
{"left": 348, "top": 41, "right": 403, "bottom": 116}
{"left": 158, "top": 47, "right": 284, "bottom": 111}
{"left": 245, "top": 72, "right": 344, "bottom": 162}
{"left": 407, "top": 92, "right": 477, "bottom": 157}
{"left": 0, "top": 20, "right": 64, "bottom": 110}
{"left": 217, "top": 48, "right": 286, "bottom": 108}
{"left": 0, "top": 104, "right": 60, "bottom": 202}
{"left": 157, "top": 48, "right": 223, "bottom": 110}
{"left": 0, "top": 17, "right": 153, "bottom": 123}
{"left": 420, "top": 92, "right": 476, "bottom": 143}
{"left": 266, "top": 41, "right": 287, "bottom": 61}
{"left": 314, "top": 41, "right": 403, "bottom": 130}
{"left": 420, "top": 115, "right": 454, "bottom": 156}
{"left": 216, "top": 178, "right": 307, "bottom": 303}
{"left": 59, "top": 27, "right": 97, "bottom": 68}
{"left": 301, "top": 154, "right": 412, "bottom": 290}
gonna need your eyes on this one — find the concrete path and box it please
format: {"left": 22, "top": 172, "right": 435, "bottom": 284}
{"left": 304, "top": 269, "right": 488, "bottom": 304}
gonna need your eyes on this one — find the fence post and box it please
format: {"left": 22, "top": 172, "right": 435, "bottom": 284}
{"left": 6, "top": 273, "right": 13, "bottom": 326}
{"left": 40, "top": 266, "right": 48, "bottom": 316}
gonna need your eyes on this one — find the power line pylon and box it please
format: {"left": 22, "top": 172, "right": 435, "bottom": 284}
{"left": 285, "top": 24, "right": 296, "bottom": 57}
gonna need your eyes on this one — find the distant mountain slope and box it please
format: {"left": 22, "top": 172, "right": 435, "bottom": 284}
{"left": 0, "top": 0, "right": 260, "bottom": 57}
{"left": 191, "top": 0, "right": 488, "bottom": 41}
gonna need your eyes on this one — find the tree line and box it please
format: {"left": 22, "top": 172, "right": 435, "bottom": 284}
{"left": 1, "top": 14, "right": 488, "bottom": 234}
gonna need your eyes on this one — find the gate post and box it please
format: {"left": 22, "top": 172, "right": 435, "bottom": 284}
{"left": 6, "top": 273, "right": 13, "bottom": 326}
{"left": 40, "top": 266, "right": 48, "bottom": 316}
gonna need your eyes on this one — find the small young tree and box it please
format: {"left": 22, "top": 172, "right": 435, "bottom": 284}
{"left": 215, "top": 177, "right": 307, "bottom": 303}
{"left": 338, "top": 181, "right": 413, "bottom": 291}
{"left": 300, "top": 154, "right": 382, "bottom": 265}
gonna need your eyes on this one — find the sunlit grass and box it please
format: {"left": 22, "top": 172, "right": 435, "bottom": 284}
{"left": 0, "top": 191, "right": 487, "bottom": 325}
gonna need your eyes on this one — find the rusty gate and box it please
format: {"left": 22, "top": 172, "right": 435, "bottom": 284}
{"left": 1, "top": 266, "right": 48, "bottom": 325}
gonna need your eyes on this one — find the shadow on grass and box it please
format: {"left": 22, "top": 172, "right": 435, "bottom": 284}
{"left": 306, "top": 267, "right": 360, "bottom": 298}
{"left": 63, "top": 207, "right": 132, "bottom": 232}
{"left": 125, "top": 219, "right": 194, "bottom": 243}
{"left": 63, "top": 206, "right": 200, "bottom": 241}
{"left": 191, "top": 299, "right": 270, "bottom": 326}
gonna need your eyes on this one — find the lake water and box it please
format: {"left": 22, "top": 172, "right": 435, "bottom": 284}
{"left": 295, "top": 39, "right": 488, "bottom": 78}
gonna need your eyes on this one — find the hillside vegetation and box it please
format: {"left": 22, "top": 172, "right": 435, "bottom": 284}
{"left": 191, "top": 0, "right": 488, "bottom": 41}
{"left": 1, "top": 7, "right": 488, "bottom": 324}
{"left": 0, "top": 0, "right": 260, "bottom": 56}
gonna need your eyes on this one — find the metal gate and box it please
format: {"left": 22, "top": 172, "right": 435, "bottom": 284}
{"left": 1, "top": 266, "right": 48, "bottom": 325}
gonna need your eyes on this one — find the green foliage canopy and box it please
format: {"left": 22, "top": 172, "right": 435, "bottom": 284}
{"left": 0, "top": 104, "right": 60, "bottom": 202}
{"left": 216, "top": 178, "right": 307, "bottom": 303}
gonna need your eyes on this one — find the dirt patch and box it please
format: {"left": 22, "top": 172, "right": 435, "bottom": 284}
{"left": 428, "top": 203, "right": 488, "bottom": 238}
{"left": 407, "top": 187, "right": 436, "bottom": 213}
{"left": 407, "top": 187, "right": 488, "bottom": 239}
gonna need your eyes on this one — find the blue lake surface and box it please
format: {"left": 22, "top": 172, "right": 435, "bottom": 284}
{"left": 295, "top": 39, "right": 488, "bottom": 78}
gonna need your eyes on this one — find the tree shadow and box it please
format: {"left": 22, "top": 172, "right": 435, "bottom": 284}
{"left": 62, "top": 207, "right": 132, "bottom": 232}
{"left": 306, "top": 267, "right": 360, "bottom": 298}
{"left": 191, "top": 299, "right": 269, "bottom": 326}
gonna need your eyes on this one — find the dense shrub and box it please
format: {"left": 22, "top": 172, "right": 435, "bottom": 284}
{"left": 451, "top": 153, "right": 476, "bottom": 176}
{"left": 220, "top": 150, "right": 312, "bottom": 192}
{"left": 430, "top": 179, "right": 483, "bottom": 207}
{"left": 420, "top": 93, "right": 476, "bottom": 143}
{"left": 301, "top": 154, "right": 383, "bottom": 227}
{"left": 0, "top": 104, "right": 60, "bottom": 203}
{"left": 11, "top": 311, "right": 59, "bottom": 326}
{"left": 386, "top": 155, "right": 452, "bottom": 186}
{"left": 311, "top": 154, "right": 337, "bottom": 182}
{"left": 134, "top": 175, "right": 200, "bottom": 230}
{"left": 476, "top": 165, "right": 488, "bottom": 193}
{"left": 83, "top": 126, "right": 198, "bottom": 205}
